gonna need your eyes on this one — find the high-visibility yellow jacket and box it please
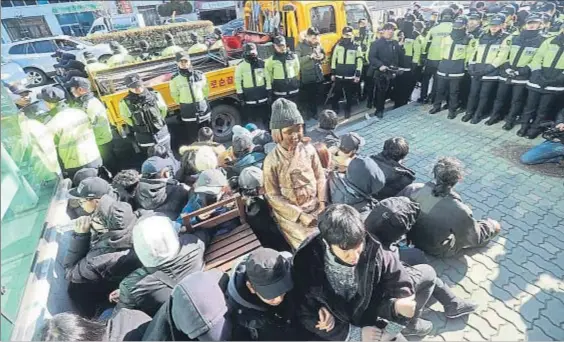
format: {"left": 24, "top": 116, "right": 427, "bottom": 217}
{"left": 265, "top": 51, "right": 300, "bottom": 96}
{"left": 331, "top": 40, "right": 363, "bottom": 79}
{"left": 235, "top": 58, "right": 270, "bottom": 104}
{"left": 80, "top": 95, "right": 113, "bottom": 145}
{"left": 437, "top": 32, "right": 477, "bottom": 78}
{"left": 20, "top": 117, "right": 61, "bottom": 181}
{"left": 46, "top": 105, "right": 101, "bottom": 170}
{"left": 468, "top": 31, "right": 512, "bottom": 81}
{"left": 106, "top": 53, "right": 135, "bottom": 67}
{"left": 498, "top": 30, "right": 545, "bottom": 83}
{"left": 528, "top": 34, "right": 564, "bottom": 93}
{"left": 424, "top": 21, "right": 454, "bottom": 66}
{"left": 170, "top": 70, "right": 211, "bottom": 123}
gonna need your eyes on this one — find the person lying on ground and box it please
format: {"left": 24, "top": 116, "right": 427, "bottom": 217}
{"left": 238, "top": 166, "right": 292, "bottom": 252}
{"left": 133, "top": 157, "right": 190, "bottom": 221}
{"left": 64, "top": 195, "right": 141, "bottom": 318}
{"left": 371, "top": 137, "right": 416, "bottom": 200}
{"left": 365, "top": 197, "right": 478, "bottom": 333}
{"left": 292, "top": 204, "right": 416, "bottom": 341}
{"left": 398, "top": 157, "right": 501, "bottom": 257}
{"left": 39, "top": 309, "right": 151, "bottom": 342}
{"left": 228, "top": 248, "right": 316, "bottom": 340}
{"left": 112, "top": 214, "right": 206, "bottom": 316}
{"left": 141, "top": 270, "right": 232, "bottom": 341}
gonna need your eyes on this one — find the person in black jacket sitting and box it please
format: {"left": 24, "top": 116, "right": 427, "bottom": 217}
{"left": 227, "top": 248, "right": 316, "bottom": 341}
{"left": 368, "top": 22, "right": 405, "bottom": 118}
{"left": 371, "top": 137, "right": 416, "bottom": 200}
{"left": 64, "top": 194, "right": 141, "bottom": 318}
{"left": 292, "top": 204, "right": 418, "bottom": 340}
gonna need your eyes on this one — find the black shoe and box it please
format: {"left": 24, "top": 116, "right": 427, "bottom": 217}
{"left": 417, "top": 97, "right": 426, "bottom": 104}
{"left": 366, "top": 101, "right": 373, "bottom": 109}
{"left": 375, "top": 111, "right": 384, "bottom": 119}
{"left": 447, "top": 111, "right": 457, "bottom": 119}
{"left": 345, "top": 111, "right": 351, "bottom": 119}
{"left": 517, "top": 126, "right": 529, "bottom": 137}
{"left": 444, "top": 300, "right": 478, "bottom": 319}
{"left": 526, "top": 128, "right": 541, "bottom": 139}
{"left": 429, "top": 106, "right": 441, "bottom": 114}
{"left": 402, "top": 318, "right": 433, "bottom": 337}
{"left": 485, "top": 116, "right": 501, "bottom": 126}
{"left": 502, "top": 121, "right": 514, "bottom": 131}
{"left": 461, "top": 113, "right": 473, "bottom": 122}
{"left": 470, "top": 115, "right": 483, "bottom": 124}
{"left": 441, "top": 103, "right": 449, "bottom": 110}
{"left": 424, "top": 97, "right": 432, "bottom": 104}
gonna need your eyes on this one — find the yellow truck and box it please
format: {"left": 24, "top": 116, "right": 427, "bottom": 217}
{"left": 91, "top": 1, "right": 374, "bottom": 142}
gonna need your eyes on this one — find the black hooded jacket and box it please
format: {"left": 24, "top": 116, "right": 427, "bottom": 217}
{"left": 291, "top": 232, "right": 414, "bottom": 341}
{"left": 371, "top": 152, "right": 416, "bottom": 200}
{"left": 117, "top": 232, "right": 206, "bottom": 316}
{"left": 227, "top": 254, "right": 315, "bottom": 341}
{"left": 134, "top": 178, "right": 190, "bottom": 221}
{"left": 63, "top": 196, "right": 141, "bottom": 285}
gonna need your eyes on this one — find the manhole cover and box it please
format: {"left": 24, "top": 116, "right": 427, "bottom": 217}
{"left": 494, "top": 143, "right": 564, "bottom": 178}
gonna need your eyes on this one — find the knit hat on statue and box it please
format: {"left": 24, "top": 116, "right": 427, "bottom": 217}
{"left": 133, "top": 215, "right": 180, "bottom": 268}
{"left": 269, "top": 98, "right": 304, "bottom": 130}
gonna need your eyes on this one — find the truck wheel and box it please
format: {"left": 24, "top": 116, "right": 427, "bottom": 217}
{"left": 211, "top": 104, "right": 241, "bottom": 143}
{"left": 98, "top": 54, "right": 112, "bottom": 63}
{"left": 24, "top": 67, "right": 48, "bottom": 87}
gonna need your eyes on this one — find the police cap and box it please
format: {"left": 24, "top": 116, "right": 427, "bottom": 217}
{"left": 65, "top": 76, "right": 91, "bottom": 90}
{"left": 125, "top": 73, "right": 143, "bottom": 89}
{"left": 175, "top": 51, "right": 191, "bottom": 62}
{"left": 273, "top": 35, "right": 287, "bottom": 45}
{"left": 526, "top": 13, "right": 543, "bottom": 23}
{"left": 37, "top": 86, "right": 66, "bottom": 103}
{"left": 342, "top": 26, "right": 354, "bottom": 36}
{"left": 490, "top": 14, "right": 506, "bottom": 25}
{"left": 453, "top": 15, "right": 468, "bottom": 28}
{"left": 243, "top": 42, "right": 257, "bottom": 54}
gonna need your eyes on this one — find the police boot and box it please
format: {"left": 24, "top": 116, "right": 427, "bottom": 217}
{"left": 516, "top": 124, "right": 529, "bottom": 137}
{"left": 470, "top": 113, "right": 484, "bottom": 125}
{"left": 441, "top": 102, "right": 449, "bottom": 111}
{"left": 429, "top": 106, "right": 442, "bottom": 114}
{"left": 502, "top": 121, "right": 515, "bottom": 131}
{"left": 417, "top": 96, "right": 427, "bottom": 104}
{"left": 485, "top": 114, "right": 502, "bottom": 126}
{"left": 447, "top": 111, "right": 457, "bottom": 119}
{"left": 345, "top": 110, "right": 352, "bottom": 119}
{"left": 526, "top": 128, "right": 542, "bottom": 139}
{"left": 374, "top": 110, "right": 384, "bottom": 119}
{"left": 461, "top": 112, "right": 473, "bottom": 122}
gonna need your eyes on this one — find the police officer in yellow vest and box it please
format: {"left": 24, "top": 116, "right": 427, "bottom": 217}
{"left": 118, "top": 73, "right": 171, "bottom": 155}
{"left": 356, "top": 18, "right": 374, "bottom": 101}
{"left": 66, "top": 76, "right": 116, "bottom": 173}
{"left": 106, "top": 41, "right": 135, "bottom": 68}
{"left": 161, "top": 33, "right": 185, "bottom": 57}
{"left": 39, "top": 86, "right": 102, "bottom": 179}
{"left": 235, "top": 43, "right": 271, "bottom": 127}
{"left": 170, "top": 51, "right": 211, "bottom": 146}
{"left": 420, "top": 8, "right": 454, "bottom": 103}
{"left": 265, "top": 36, "right": 301, "bottom": 103}
{"left": 429, "top": 16, "right": 477, "bottom": 119}
{"left": 395, "top": 13, "right": 421, "bottom": 107}
{"left": 83, "top": 51, "right": 108, "bottom": 75}
{"left": 331, "top": 26, "right": 363, "bottom": 119}
{"left": 463, "top": 14, "right": 512, "bottom": 124}
{"left": 519, "top": 22, "right": 564, "bottom": 139}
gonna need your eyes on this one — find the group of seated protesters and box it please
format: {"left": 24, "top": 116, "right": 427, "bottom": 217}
{"left": 41, "top": 98, "right": 501, "bottom": 341}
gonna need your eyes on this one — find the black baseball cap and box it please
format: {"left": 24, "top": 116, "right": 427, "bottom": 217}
{"left": 307, "top": 27, "right": 320, "bottom": 36}
{"left": 141, "top": 156, "right": 174, "bottom": 177}
{"left": 175, "top": 51, "right": 191, "bottom": 62}
{"left": 468, "top": 12, "right": 482, "bottom": 20}
{"left": 526, "top": 13, "right": 543, "bottom": 23}
{"left": 246, "top": 248, "right": 293, "bottom": 300}
{"left": 125, "top": 73, "right": 143, "bottom": 88}
{"left": 342, "top": 26, "right": 354, "bottom": 35}
{"left": 243, "top": 42, "right": 257, "bottom": 54}
{"left": 453, "top": 15, "right": 468, "bottom": 28}
{"left": 37, "top": 86, "right": 66, "bottom": 103}
{"left": 490, "top": 14, "right": 506, "bottom": 25}
{"left": 273, "top": 35, "right": 286, "bottom": 46}
{"left": 65, "top": 76, "right": 91, "bottom": 90}
{"left": 340, "top": 132, "right": 365, "bottom": 152}
{"left": 68, "top": 177, "right": 112, "bottom": 200}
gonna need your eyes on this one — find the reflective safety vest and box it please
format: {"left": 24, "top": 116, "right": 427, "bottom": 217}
{"left": 169, "top": 70, "right": 211, "bottom": 123}
{"left": 469, "top": 32, "right": 511, "bottom": 81}
{"left": 20, "top": 117, "right": 61, "bottom": 181}
{"left": 85, "top": 62, "right": 108, "bottom": 75}
{"left": 46, "top": 106, "right": 101, "bottom": 170}
{"left": 265, "top": 52, "right": 300, "bottom": 96}
{"left": 356, "top": 30, "right": 374, "bottom": 62}
{"left": 528, "top": 34, "right": 564, "bottom": 93}
{"left": 437, "top": 33, "right": 477, "bottom": 78}
{"left": 119, "top": 89, "right": 169, "bottom": 147}
{"left": 187, "top": 43, "right": 208, "bottom": 55}
{"left": 412, "top": 34, "right": 427, "bottom": 65}
{"left": 82, "top": 95, "right": 113, "bottom": 145}
{"left": 106, "top": 53, "right": 135, "bottom": 67}
{"left": 161, "top": 45, "right": 184, "bottom": 57}
{"left": 425, "top": 22, "right": 454, "bottom": 64}
{"left": 235, "top": 59, "right": 270, "bottom": 104}
{"left": 499, "top": 30, "right": 545, "bottom": 83}
{"left": 331, "top": 40, "right": 363, "bottom": 79}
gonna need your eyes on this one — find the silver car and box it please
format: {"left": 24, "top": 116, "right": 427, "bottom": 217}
{"left": 1, "top": 35, "right": 113, "bottom": 87}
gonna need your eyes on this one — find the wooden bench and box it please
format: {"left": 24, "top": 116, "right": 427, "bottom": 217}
{"left": 182, "top": 194, "right": 261, "bottom": 272}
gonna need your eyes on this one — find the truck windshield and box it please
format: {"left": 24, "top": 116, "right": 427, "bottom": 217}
{"left": 345, "top": 4, "right": 371, "bottom": 29}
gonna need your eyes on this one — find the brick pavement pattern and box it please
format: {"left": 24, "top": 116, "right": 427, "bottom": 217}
{"left": 337, "top": 104, "right": 564, "bottom": 341}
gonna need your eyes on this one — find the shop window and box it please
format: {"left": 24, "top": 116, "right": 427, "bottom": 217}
{"left": 2, "top": 16, "right": 52, "bottom": 41}
{"left": 310, "top": 5, "right": 336, "bottom": 34}
{"left": 31, "top": 40, "right": 57, "bottom": 54}
{"left": 56, "top": 11, "right": 94, "bottom": 37}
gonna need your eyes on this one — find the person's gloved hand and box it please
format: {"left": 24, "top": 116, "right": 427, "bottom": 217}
{"left": 516, "top": 66, "right": 530, "bottom": 78}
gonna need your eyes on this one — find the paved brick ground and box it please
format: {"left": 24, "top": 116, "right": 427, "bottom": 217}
{"left": 336, "top": 104, "right": 564, "bottom": 341}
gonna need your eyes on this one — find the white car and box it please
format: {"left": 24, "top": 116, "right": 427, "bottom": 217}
{"left": 1, "top": 36, "right": 113, "bottom": 87}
